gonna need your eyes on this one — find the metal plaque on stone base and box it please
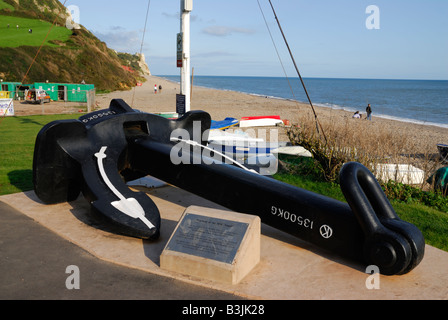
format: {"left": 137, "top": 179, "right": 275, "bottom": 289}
{"left": 161, "top": 206, "right": 260, "bottom": 284}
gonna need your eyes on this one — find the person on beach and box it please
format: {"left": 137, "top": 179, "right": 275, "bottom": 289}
{"left": 366, "top": 104, "right": 372, "bottom": 121}
{"left": 154, "top": 84, "right": 158, "bottom": 94}
{"left": 159, "top": 85, "right": 162, "bottom": 93}
{"left": 352, "top": 111, "right": 362, "bottom": 119}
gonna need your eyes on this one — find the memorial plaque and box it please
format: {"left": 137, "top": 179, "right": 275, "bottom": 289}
{"left": 161, "top": 206, "right": 260, "bottom": 284}
{"left": 166, "top": 213, "right": 249, "bottom": 264}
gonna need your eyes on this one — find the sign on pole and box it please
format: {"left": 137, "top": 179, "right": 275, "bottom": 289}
{"left": 177, "top": 33, "right": 183, "bottom": 68}
{"left": 176, "top": 94, "right": 186, "bottom": 115}
{"left": 179, "top": 0, "right": 192, "bottom": 113}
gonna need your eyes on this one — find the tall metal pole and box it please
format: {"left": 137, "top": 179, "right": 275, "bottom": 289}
{"left": 180, "top": 0, "right": 192, "bottom": 113}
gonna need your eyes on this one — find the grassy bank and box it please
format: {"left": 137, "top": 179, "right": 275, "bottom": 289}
{"left": 0, "top": 114, "right": 79, "bottom": 195}
{"left": 0, "top": 15, "right": 72, "bottom": 48}
{"left": 0, "top": 3, "right": 145, "bottom": 92}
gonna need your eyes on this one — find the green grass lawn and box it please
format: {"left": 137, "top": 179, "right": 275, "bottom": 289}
{"left": 0, "top": 15, "right": 72, "bottom": 48}
{"left": 0, "top": 114, "right": 80, "bottom": 195}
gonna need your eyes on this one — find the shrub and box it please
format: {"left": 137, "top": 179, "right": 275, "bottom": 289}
{"left": 285, "top": 112, "right": 446, "bottom": 211}
{"left": 383, "top": 180, "right": 448, "bottom": 212}
{"left": 286, "top": 114, "right": 376, "bottom": 182}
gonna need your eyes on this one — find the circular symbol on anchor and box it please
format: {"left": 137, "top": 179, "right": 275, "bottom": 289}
{"left": 320, "top": 225, "right": 333, "bottom": 239}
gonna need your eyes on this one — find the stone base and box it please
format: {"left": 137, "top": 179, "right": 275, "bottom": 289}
{"left": 160, "top": 206, "right": 260, "bottom": 285}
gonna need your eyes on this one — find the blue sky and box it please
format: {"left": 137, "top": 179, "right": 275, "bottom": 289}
{"left": 65, "top": 0, "right": 448, "bottom": 80}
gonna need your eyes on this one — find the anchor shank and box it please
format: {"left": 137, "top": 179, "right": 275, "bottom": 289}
{"left": 131, "top": 138, "right": 365, "bottom": 261}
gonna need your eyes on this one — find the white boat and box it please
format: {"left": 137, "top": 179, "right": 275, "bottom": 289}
{"left": 239, "top": 115, "right": 284, "bottom": 128}
{"left": 206, "top": 129, "right": 282, "bottom": 175}
{"left": 207, "top": 139, "right": 286, "bottom": 156}
{"left": 208, "top": 129, "right": 263, "bottom": 143}
{"left": 375, "top": 164, "right": 425, "bottom": 185}
{"left": 272, "top": 146, "right": 312, "bottom": 157}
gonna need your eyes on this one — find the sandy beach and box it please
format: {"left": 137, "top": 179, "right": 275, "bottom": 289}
{"left": 13, "top": 75, "right": 448, "bottom": 156}
{"left": 99, "top": 75, "right": 448, "bottom": 154}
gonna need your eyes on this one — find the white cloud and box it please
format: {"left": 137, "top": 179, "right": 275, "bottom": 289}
{"left": 94, "top": 28, "right": 142, "bottom": 53}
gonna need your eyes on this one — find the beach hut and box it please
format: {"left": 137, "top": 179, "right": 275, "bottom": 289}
{"left": 0, "top": 82, "right": 21, "bottom": 99}
{"left": 33, "top": 82, "right": 95, "bottom": 102}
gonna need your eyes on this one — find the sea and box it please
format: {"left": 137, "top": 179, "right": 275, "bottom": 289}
{"left": 159, "top": 75, "right": 448, "bottom": 129}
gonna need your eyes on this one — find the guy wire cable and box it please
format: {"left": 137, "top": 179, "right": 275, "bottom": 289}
{"left": 267, "top": 0, "right": 327, "bottom": 144}
{"left": 257, "top": 0, "right": 300, "bottom": 109}
{"left": 131, "top": 0, "right": 151, "bottom": 108}
{"left": 0, "top": 0, "right": 70, "bottom": 125}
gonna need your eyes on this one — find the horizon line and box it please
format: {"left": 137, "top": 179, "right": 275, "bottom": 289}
{"left": 155, "top": 74, "right": 448, "bottom": 82}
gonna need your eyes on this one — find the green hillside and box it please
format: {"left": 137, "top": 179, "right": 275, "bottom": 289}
{"left": 0, "top": 15, "right": 72, "bottom": 47}
{"left": 0, "top": 0, "right": 13, "bottom": 10}
{"left": 0, "top": 0, "right": 147, "bottom": 91}
{"left": 1, "top": 0, "right": 71, "bottom": 24}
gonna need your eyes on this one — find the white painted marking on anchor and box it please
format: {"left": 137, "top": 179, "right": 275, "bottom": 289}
{"left": 95, "top": 146, "right": 155, "bottom": 230}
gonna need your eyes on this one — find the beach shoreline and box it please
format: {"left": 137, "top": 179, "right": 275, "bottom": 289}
{"left": 159, "top": 75, "right": 448, "bottom": 130}
{"left": 12, "top": 74, "right": 448, "bottom": 156}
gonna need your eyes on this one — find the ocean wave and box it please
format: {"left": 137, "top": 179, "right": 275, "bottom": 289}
{"left": 372, "top": 114, "right": 448, "bottom": 129}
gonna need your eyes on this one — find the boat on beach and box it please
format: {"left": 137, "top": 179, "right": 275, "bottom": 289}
{"left": 208, "top": 129, "right": 312, "bottom": 161}
{"left": 242, "top": 115, "right": 281, "bottom": 120}
{"left": 272, "top": 146, "right": 312, "bottom": 157}
{"left": 239, "top": 115, "right": 283, "bottom": 128}
{"left": 210, "top": 117, "right": 239, "bottom": 130}
{"left": 375, "top": 164, "right": 425, "bottom": 185}
{"left": 208, "top": 129, "right": 263, "bottom": 143}
{"left": 207, "top": 140, "right": 285, "bottom": 156}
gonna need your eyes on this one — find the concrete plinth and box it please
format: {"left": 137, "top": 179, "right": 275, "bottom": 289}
{"left": 161, "top": 206, "right": 260, "bottom": 285}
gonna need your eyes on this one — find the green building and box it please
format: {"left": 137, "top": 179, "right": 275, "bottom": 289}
{"left": 0, "top": 81, "right": 94, "bottom": 102}
{"left": 34, "top": 82, "right": 95, "bottom": 103}
{"left": 0, "top": 82, "right": 22, "bottom": 99}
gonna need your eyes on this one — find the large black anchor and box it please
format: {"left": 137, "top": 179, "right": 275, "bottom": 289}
{"left": 33, "top": 99, "right": 425, "bottom": 275}
{"left": 33, "top": 99, "right": 210, "bottom": 240}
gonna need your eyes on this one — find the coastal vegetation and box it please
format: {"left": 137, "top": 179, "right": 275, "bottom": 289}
{"left": 277, "top": 113, "right": 448, "bottom": 251}
{"left": 286, "top": 112, "right": 440, "bottom": 186}
{"left": 0, "top": 0, "right": 147, "bottom": 91}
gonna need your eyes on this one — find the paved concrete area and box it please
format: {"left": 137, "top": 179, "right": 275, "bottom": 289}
{"left": 0, "top": 201, "right": 243, "bottom": 300}
{"left": 1, "top": 186, "right": 448, "bottom": 300}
